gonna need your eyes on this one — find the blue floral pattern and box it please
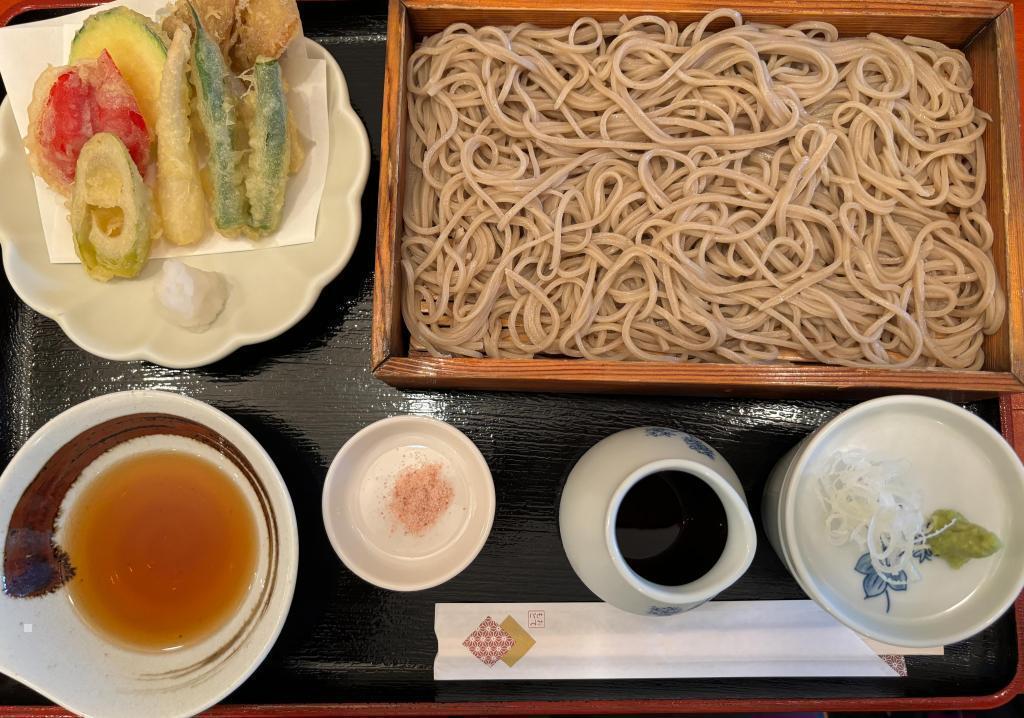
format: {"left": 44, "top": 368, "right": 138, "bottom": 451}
{"left": 684, "top": 434, "right": 715, "bottom": 460}
{"left": 644, "top": 427, "right": 716, "bottom": 460}
{"left": 912, "top": 547, "right": 934, "bottom": 563}
{"left": 854, "top": 548, "right": 933, "bottom": 613}
{"left": 854, "top": 553, "right": 906, "bottom": 613}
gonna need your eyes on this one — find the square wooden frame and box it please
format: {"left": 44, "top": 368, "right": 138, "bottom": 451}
{"left": 373, "top": 0, "right": 1024, "bottom": 398}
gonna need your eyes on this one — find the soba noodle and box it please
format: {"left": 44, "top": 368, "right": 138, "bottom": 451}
{"left": 400, "top": 10, "right": 1005, "bottom": 368}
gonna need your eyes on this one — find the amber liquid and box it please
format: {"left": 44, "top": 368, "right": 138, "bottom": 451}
{"left": 64, "top": 451, "right": 258, "bottom": 652}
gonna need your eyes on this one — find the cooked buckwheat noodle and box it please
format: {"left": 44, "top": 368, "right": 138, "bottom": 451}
{"left": 400, "top": 10, "right": 1005, "bottom": 367}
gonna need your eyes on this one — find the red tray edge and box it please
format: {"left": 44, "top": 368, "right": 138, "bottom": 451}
{"left": 0, "top": 0, "right": 1021, "bottom": 711}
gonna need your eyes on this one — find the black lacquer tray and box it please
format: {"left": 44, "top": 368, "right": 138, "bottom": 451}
{"left": 0, "top": 1, "right": 1020, "bottom": 713}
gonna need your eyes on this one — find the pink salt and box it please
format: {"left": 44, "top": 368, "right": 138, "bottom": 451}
{"left": 388, "top": 462, "right": 453, "bottom": 535}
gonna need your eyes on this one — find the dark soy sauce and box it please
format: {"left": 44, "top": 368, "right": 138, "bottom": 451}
{"left": 614, "top": 470, "right": 728, "bottom": 586}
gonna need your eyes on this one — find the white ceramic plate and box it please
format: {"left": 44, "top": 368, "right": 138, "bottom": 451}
{"left": 0, "top": 390, "right": 299, "bottom": 717}
{"left": 0, "top": 39, "right": 370, "bottom": 368}
{"left": 323, "top": 416, "right": 496, "bottom": 591}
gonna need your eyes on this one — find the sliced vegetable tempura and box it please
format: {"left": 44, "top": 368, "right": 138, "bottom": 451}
{"left": 26, "top": 51, "right": 150, "bottom": 196}
{"left": 244, "top": 58, "right": 290, "bottom": 236}
{"left": 71, "top": 133, "right": 152, "bottom": 281}
{"left": 157, "top": 25, "right": 207, "bottom": 245}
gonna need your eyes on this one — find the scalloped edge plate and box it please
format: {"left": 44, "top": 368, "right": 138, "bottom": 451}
{"left": 0, "top": 38, "right": 370, "bottom": 368}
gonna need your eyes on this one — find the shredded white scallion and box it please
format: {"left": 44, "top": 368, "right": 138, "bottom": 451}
{"left": 814, "top": 449, "right": 927, "bottom": 587}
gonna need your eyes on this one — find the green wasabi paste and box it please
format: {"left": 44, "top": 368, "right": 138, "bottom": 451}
{"left": 927, "top": 509, "right": 1002, "bottom": 569}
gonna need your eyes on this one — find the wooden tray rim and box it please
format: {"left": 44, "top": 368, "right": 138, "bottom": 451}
{"left": 0, "top": 0, "right": 1021, "bottom": 713}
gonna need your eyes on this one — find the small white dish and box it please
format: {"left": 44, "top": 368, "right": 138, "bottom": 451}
{"left": 0, "top": 39, "right": 370, "bottom": 368}
{"left": 322, "top": 416, "right": 495, "bottom": 591}
{"left": 559, "top": 427, "right": 757, "bottom": 616}
{"left": 0, "top": 390, "right": 299, "bottom": 718}
{"left": 762, "top": 395, "right": 1024, "bottom": 647}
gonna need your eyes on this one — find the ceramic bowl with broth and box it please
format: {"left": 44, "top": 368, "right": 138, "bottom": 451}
{"left": 0, "top": 391, "right": 298, "bottom": 717}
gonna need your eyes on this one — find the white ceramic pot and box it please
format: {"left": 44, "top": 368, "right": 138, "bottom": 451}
{"left": 559, "top": 427, "right": 757, "bottom": 616}
{"left": 761, "top": 395, "right": 1024, "bottom": 647}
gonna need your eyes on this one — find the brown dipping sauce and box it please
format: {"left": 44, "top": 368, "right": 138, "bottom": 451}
{"left": 64, "top": 450, "right": 258, "bottom": 652}
{"left": 614, "top": 470, "right": 728, "bottom": 586}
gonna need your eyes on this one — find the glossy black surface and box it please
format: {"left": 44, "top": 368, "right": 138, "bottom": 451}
{"left": 0, "top": 1, "right": 1017, "bottom": 706}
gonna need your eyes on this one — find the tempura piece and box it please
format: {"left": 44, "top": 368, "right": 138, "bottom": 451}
{"left": 69, "top": 6, "right": 170, "bottom": 134}
{"left": 232, "top": 0, "right": 301, "bottom": 70}
{"left": 191, "top": 5, "right": 248, "bottom": 235}
{"left": 71, "top": 133, "right": 152, "bottom": 281}
{"left": 161, "top": 0, "right": 237, "bottom": 57}
{"left": 243, "top": 58, "right": 289, "bottom": 235}
{"left": 26, "top": 52, "right": 150, "bottom": 196}
{"left": 156, "top": 26, "right": 206, "bottom": 245}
